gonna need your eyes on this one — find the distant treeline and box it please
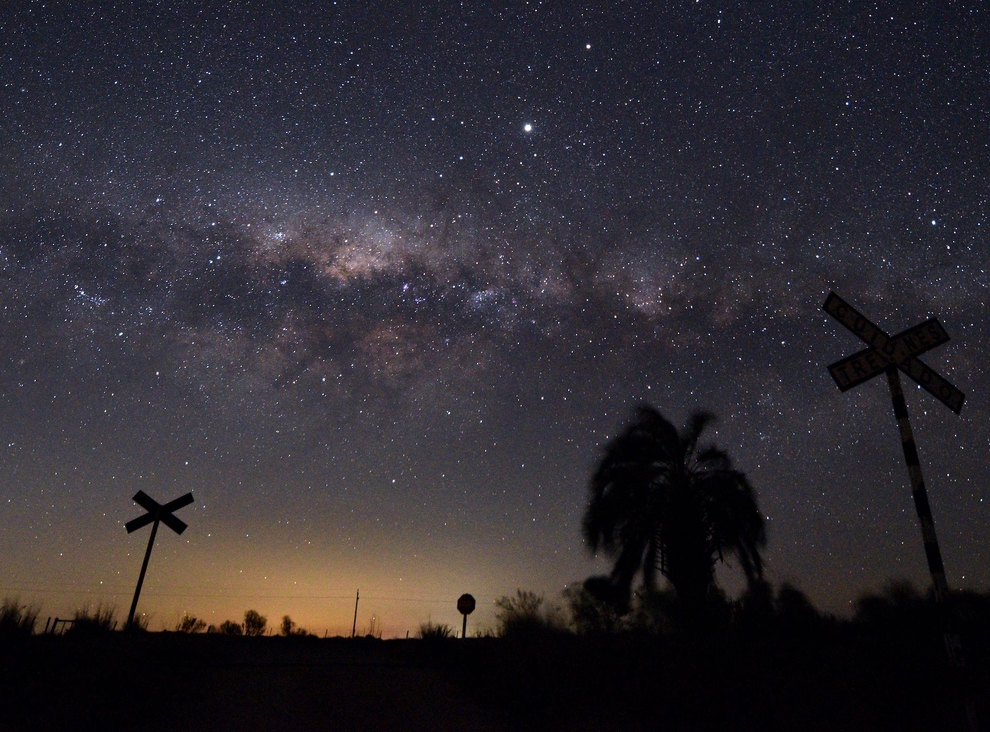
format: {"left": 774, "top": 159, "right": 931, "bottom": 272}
{"left": 4, "top": 579, "right": 989, "bottom": 648}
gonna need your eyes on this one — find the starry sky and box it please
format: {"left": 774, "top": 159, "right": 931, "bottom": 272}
{"left": 1, "top": 0, "right": 988, "bottom": 636}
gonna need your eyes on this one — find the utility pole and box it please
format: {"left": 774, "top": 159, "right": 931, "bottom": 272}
{"left": 351, "top": 589, "right": 359, "bottom": 638}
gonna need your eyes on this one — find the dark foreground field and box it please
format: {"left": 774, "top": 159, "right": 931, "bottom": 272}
{"left": 2, "top": 624, "right": 988, "bottom": 731}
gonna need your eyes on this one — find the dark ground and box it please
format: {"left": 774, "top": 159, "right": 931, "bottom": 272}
{"left": 1, "top": 624, "right": 987, "bottom": 731}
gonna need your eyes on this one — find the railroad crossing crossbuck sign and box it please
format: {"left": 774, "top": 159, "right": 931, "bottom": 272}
{"left": 124, "top": 490, "right": 194, "bottom": 628}
{"left": 822, "top": 292, "right": 980, "bottom": 732}
{"left": 823, "top": 292, "right": 964, "bottom": 413}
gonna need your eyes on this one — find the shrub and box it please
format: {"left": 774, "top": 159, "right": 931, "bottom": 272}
{"left": 279, "top": 615, "right": 310, "bottom": 636}
{"left": 626, "top": 587, "right": 680, "bottom": 635}
{"left": 0, "top": 598, "right": 40, "bottom": 636}
{"left": 854, "top": 580, "right": 939, "bottom": 640}
{"left": 775, "top": 583, "right": 821, "bottom": 627}
{"left": 244, "top": 609, "right": 267, "bottom": 636}
{"left": 218, "top": 619, "right": 243, "bottom": 636}
{"left": 176, "top": 614, "right": 207, "bottom": 633}
{"left": 565, "top": 578, "right": 626, "bottom": 634}
{"left": 735, "top": 578, "right": 776, "bottom": 628}
{"left": 494, "top": 589, "right": 568, "bottom": 637}
{"left": 418, "top": 621, "right": 454, "bottom": 640}
{"left": 68, "top": 604, "right": 117, "bottom": 635}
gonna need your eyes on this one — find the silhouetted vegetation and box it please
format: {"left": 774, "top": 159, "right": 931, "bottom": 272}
{"left": 564, "top": 580, "right": 625, "bottom": 635}
{"left": 583, "top": 406, "right": 766, "bottom": 620}
{"left": 67, "top": 604, "right": 118, "bottom": 636}
{"left": 243, "top": 609, "right": 267, "bottom": 636}
{"left": 494, "top": 589, "right": 567, "bottom": 638}
{"left": 280, "top": 614, "right": 297, "bottom": 636}
{"left": 418, "top": 620, "right": 455, "bottom": 640}
{"left": 854, "top": 579, "right": 935, "bottom": 626}
{"left": 0, "top": 598, "right": 39, "bottom": 637}
{"left": 0, "top": 585, "right": 987, "bottom": 730}
{"left": 217, "top": 619, "right": 243, "bottom": 636}
{"left": 175, "top": 614, "right": 207, "bottom": 633}
{"left": 278, "top": 614, "right": 313, "bottom": 637}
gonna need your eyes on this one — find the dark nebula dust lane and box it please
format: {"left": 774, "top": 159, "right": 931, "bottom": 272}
{"left": 0, "top": 1, "right": 988, "bottom": 633}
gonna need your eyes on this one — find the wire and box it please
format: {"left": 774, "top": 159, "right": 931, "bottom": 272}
{"left": 0, "top": 586, "right": 488, "bottom": 604}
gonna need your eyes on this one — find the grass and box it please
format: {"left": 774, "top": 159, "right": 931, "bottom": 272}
{"left": 175, "top": 614, "right": 207, "bottom": 633}
{"left": 68, "top": 604, "right": 119, "bottom": 635}
{"left": 0, "top": 598, "right": 39, "bottom": 637}
{"left": 417, "top": 620, "right": 455, "bottom": 640}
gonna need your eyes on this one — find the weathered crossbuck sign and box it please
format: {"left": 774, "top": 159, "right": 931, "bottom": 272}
{"left": 823, "top": 292, "right": 978, "bottom": 731}
{"left": 124, "top": 490, "right": 194, "bottom": 628}
{"left": 823, "top": 292, "right": 964, "bottom": 413}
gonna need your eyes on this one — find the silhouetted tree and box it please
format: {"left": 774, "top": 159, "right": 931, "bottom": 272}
{"left": 218, "top": 619, "right": 243, "bottom": 635}
{"left": 735, "top": 578, "right": 776, "bottom": 629}
{"left": 736, "top": 580, "right": 823, "bottom": 632}
{"left": 583, "top": 405, "right": 766, "bottom": 615}
{"left": 854, "top": 580, "right": 939, "bottom": 639}
{"left": 244, "top": 609, "right": 267, "bottom": 636}
{"left": 775, "top": 583, "right": 820, "bottom": 628}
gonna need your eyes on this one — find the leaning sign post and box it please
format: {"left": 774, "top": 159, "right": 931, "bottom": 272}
{"left": 124, "top": 490, "right": 194, "bottom": 628}
{"left": 822, "top": 292, "right": 978, "bottom": 731}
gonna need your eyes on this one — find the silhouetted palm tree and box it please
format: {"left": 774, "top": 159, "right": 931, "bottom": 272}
{"left": 583, "top": 405, "right": 766, "bottom": 614}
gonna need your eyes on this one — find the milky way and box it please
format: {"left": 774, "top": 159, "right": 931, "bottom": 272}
{"left": 1, "top": 1, "right": 988, "bottom": 633}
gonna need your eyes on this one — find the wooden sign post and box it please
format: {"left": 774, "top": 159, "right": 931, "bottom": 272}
{"left": 823, "top": 292, "right": 978, "bottom": 731}
{"left": 124, "top": 490, "right": 194, "bottom": 628}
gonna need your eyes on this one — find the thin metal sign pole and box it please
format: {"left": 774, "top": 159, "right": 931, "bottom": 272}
{"left": 127, "top": 515, "right": 160, "bottom": 628}
{"left": 886, "top": 366, "right": 978, "bottom": 730}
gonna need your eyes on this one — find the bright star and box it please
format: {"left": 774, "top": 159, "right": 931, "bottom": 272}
{"left": 523, "top": 123, "right": 533, "bottom": 133}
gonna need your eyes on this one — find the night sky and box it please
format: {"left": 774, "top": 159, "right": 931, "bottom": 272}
{"left": 2, "top": 1, "right": 988, "bottom": 636}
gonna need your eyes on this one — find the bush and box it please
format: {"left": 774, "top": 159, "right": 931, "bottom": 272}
{"left": 176, "top": 614, "right": 207, "bottom": 633}
{"left": 218, "top": 619, "right": 243, "bottom": 636}
{"left": 280, "top": 615, "right": 310, "bottom": 636}
{"left": 0, "top": 598, "right": 40, "bottom": 636}
{"left": 418, "top": 621, "right": 455, "bottom": 640}
{"left": 494, "top": 589, "right": 568, "bottom": 638}
{"left": 565, "top": 578, "right": 626, "bottom": 634}
{"left": 244, "top": 609, "right": 267, "bottom": 636}
{"left": 626, "top": 587, "right": 680, "bottom": 635}
{"left": 68, "top": 604, "right": 118, "bottom": 635}
{"left": 775, "top": 583, "right": 821, "bottom": 627}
